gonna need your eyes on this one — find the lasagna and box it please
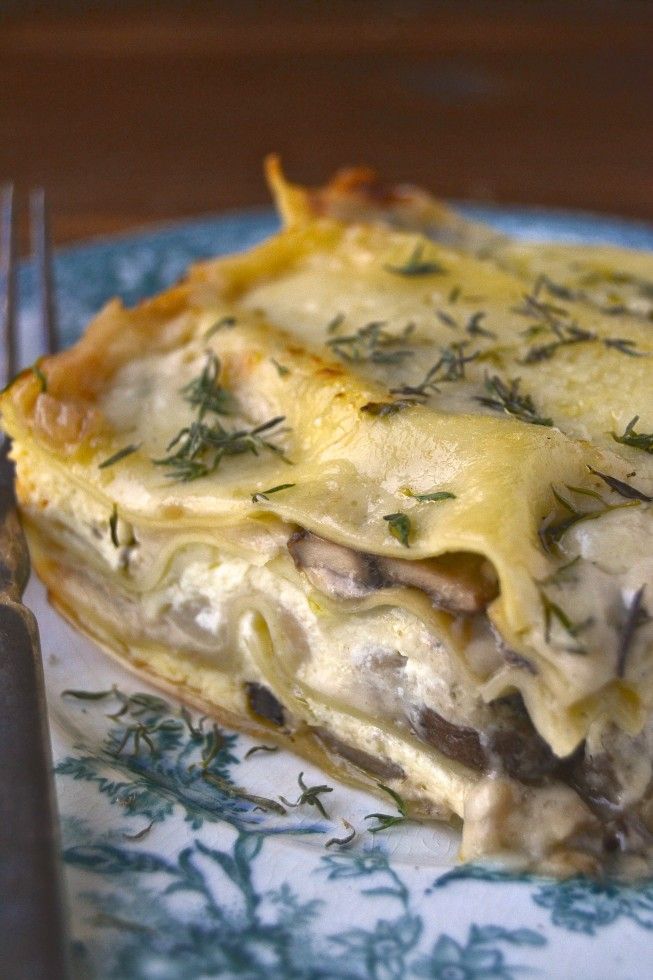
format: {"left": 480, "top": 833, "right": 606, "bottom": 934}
{"left": 3, "top": 160, "right": 653, "bottom": 876}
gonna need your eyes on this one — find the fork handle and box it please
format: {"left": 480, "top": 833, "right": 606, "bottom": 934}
{"left": 0, "top": 597, "right": 70, "bottom": 979}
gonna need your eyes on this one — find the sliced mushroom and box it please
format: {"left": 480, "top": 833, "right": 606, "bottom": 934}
{"left": 287, "top": 529, "right": 498, "bottom": 614}
{"left": 245, "top": 682, "right": 285, "bottom": 727}
{"left": 414, "top": 695, "right": 559, "bottom": 784}
{"left": 415, "top": 706, "right": 487, "bottom": 772}
{"left": 288, "top": 530, "right": 381, "bottom": 599}
{"left": 377, "top": 552, "right": 498, "bottom": 614}
{"left": 314, "top": 727, "right": 405, "bottom": 781}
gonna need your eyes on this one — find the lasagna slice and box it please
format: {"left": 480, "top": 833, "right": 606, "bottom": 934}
{"left": 3, "top": 165, "right": 653, "bottom": 877}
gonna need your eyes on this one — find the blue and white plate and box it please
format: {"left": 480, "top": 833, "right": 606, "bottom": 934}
{"left": 19, "top": 205, "right": 653, "bottom": 979}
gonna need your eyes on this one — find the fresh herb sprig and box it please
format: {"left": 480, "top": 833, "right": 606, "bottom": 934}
{"left": 540, "top": 484, "right": 641, "bottom": 552}
{"left": 109, "top": 505, "right": 120, "bottom": 547}
{"left": 325, "top": 819, "right": 356, "bottom": 848}
{"left": 364, "top": 783, "right": 408, "bottom": 833}
{"left": 384, "top": 512, "right": 411, "bottom": 547}
{"left": 514, "top": 289, "right": 649, "bottom": 363}
{"left": 434, "top": 310, "right": 495, "bottom": 339}
{"left": 539, "top": 589, "right": 593, "bottom": 653}
{"left": 475, "top": 374, "right": 553, "bottom": 426}
{"left": 251, "top": 483, "right": 295, "bottom": 503}
{"left": 180, "top": 351, "right": 233, "bottom": 418}
{"left": 154, "top": 352, "right": 288, "bottom": 481}
{"left": 403, "top": 487, "right": 456, "bottom": 503}
{"left": 391, "top": 341, "right": 479, "bottom": 398}
{"left": 122, "top": 820, "right": 155, "bottom": 841}
{"left": 202, "top": 771, "right": 287, "bottom": 815}
{"left": 587, "top": 465, "right": 652, "bottom": 503}
{"left": 384, "top": 243, "right": 445, "bottom": 277}
{"left": 155, "top": 415, "right": 287, "bottom": 482}
{"left": 204, "top": 316, "right": 237, "bottom": 340}
{"left": 244, "top": 744, "right": 279, "bottom": 760}
{"left": 270, "top": 358, "right": 290, "bottom": 377}
{"left": 465, "top": 311, "right": 496, "bottom": 338}
{"left": 616, "top": 586, "right": 650, "bottom": 677}
{"left": 200, "top": 725, "right": 225, "bottom": 770}
{"left": 612, "top": 416, "right": 653, "bottom": 455}
{"left": 326, "top": 320, "right": 415, "bottom": 365}
{"left": 280, "top": 772, "right": 334, "bottom": 819}
{"left": 99, "top": 444, "right": 140, "bottom": 469}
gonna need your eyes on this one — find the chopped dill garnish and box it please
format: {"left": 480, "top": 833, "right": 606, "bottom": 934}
{"left": 520, "top": 323, "right": 595, "bottom": 364}
{"left": 244, "top": 744, "right": 279, "bottom": 760}
{"left": 62, "top": 687, "right": 116, "bottom": 700}
{"left": 465, "top": 311, "right": 496, "bottom": 338}
{"left": 326, "top": 313, "right": 346, "bottom": 335}
{"left": 122, "top": 820, "right": 155, "bottom": 841}
{"left": 32, "top": 364, "right": 47, "bottom": 392}
{"left": 384, "top": 242, "right": 445, "bottom": 277}
{"left": 202, "top": 771, "right": 287, "bottom": 815}
{"left": 403, "top": 488, "right": 456, "bottom": 503}
{"left": 437, "top": 310, "right": 458, "bottom": 329}
{"left": 204, "top": 316, "right": 237, "bottom": 339}
{"left": 539, "top": 589, "right": 593, "bottom": 652}
{"left": 391, "top": 341, "right": 479, "bottom": 398}
{"left": 576, "top": 267, "right": 653, "bottom": 299}
{"left": 384, "top": 512, "right": 411, "bottom": 547}
{"left": 201, "top": 724, "right": 225, "bottom": 770}
{"left": 616, "top": 586, "right": 650, "bottom": 677}
{"left": 112, "top": 723, "right": 158, "bottom": 758}
{"left": 280, "top": 772, "right": 333, "bottom": 819}
{"left": 326, "top": 320, "right": 415, "bottom": 365}
{"left": 540, "top": 485, "right": 641, "bottom": 552}
{"left": 251, "top": 483, "right": 296, "bottom": 503}
{"left": 612, "top": 416, "right": 653, "bottom": 454}
{"left": 533, "top": 274, "right": 576, "bottom": 302}
{"left": 109, "top": 505, "right": 119, "bottom": 548}
{"left": 603, "top": 337, "right": 649, "bottom": 357}
{"left": 475, "top": 375, "right": 553, "bottom": 426}
{"left": 514, "top": 289, "right": 648, "bottom": 362}
{"left": 180, "top": 705, "right": 205, "bottom": 741}
{"left": 587, "top": 465, "right": 652, "bottom": 502}
{"left": 364, "top": 783, "right": 408, "bottom": 833}
{"left": 360, "top": 400, "right": 416, "bottom": 417}
{"left": 270, "top": 358, "right": 290, "bottom": 377}
{"left": 180, "top": 351, "right": 233, "bottom": 419}
{"left": 513, "top": 291, "right": 571, "bottom": 325}
{"left": 155, "top": 415, "right": 288, "bottom": 482}
{"left": 325, "top": 819, "right": 356, "bottom": 849}
{"left": 99, "top": 444, "right": 140, "bottom": 469}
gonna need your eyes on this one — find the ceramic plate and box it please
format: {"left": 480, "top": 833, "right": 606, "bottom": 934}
{"left": 18, "top": 205, "right": 653, "bottom": 979}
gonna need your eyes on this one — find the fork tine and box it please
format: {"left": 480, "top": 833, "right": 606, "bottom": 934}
{"left": 0, "top": 184, "right": 17, "bottom": 386}
{"left": 30, "top": 188, "right": 59, "bottom": 356}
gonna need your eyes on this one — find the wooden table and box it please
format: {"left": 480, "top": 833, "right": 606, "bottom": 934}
{"left": 2, "top": 0, "right": 653, "bottom": 249}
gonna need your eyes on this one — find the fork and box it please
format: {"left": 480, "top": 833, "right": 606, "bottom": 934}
{"left": 0, "top": 185, "right": 70, "bottom": 979}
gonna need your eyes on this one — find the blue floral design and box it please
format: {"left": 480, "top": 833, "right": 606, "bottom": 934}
{"left": 433, "top": 863, "right": 653, "bottom": 938}
{"left": 533, "top": 877, "right": 653, "bottom": 935}
{"left": 411, "top": 925, "right": 545, "bottom": 979}
{"left": 57, "top": 689, "right": 549, "bottom": 978}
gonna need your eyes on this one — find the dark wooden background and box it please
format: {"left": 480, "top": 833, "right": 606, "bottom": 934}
{"left": 2, "top": 1, "right": 653, "bottom": 249}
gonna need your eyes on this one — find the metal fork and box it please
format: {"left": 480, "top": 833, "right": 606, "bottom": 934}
{"left": 0, "top": 185, "right": 70, "bottom": 979}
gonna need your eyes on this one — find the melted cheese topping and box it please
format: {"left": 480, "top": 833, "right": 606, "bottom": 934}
{"left": 3, "top": 168, "right": 653, "bottom": 872}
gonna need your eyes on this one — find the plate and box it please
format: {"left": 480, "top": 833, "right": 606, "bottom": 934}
{"left": 18, "top": 205, "right": 653, "bottom": 979}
